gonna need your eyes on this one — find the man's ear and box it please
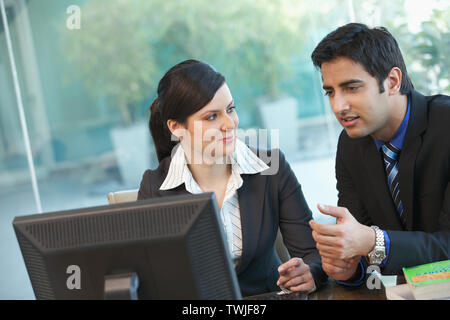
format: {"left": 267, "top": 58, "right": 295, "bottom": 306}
{"left": 386, "top": 67, "right": 402, "bottom": 95}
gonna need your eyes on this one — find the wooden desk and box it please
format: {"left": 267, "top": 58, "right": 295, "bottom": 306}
{"left": 245, "top": 278, "right": 386, "bottom": 300}
{"left": 308, "top": 278, "right": 386, "bottom": 300}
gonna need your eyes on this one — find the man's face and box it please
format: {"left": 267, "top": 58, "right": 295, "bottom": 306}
{"left": 321, "top": 57, "right": 391, "bottom": 139}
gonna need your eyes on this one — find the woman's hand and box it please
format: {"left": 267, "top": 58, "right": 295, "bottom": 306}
{"left": 277, "top": 257, "right": 316, "bottom": 293}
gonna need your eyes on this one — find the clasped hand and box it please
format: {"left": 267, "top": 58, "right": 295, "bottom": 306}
{"left": 309, "top": 204, "right": 376, "bottom": 281}
{"left": 277, "top": 257, "right": 316, "bottom": 293}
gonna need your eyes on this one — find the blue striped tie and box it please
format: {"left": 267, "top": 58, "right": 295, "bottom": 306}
{"left": 381, "top": 143, "right": 406, "bottom": 227}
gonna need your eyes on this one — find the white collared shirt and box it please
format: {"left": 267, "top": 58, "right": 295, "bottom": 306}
{"left": 160, "top": 139, "right": 269, "bottom": 261}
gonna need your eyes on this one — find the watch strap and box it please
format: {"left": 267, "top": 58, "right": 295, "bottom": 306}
{"left": 367, "top": 225, "right": 386, "bottom": 265}
{"left": 372, "top": 226, "right": 385, "bottom": 248}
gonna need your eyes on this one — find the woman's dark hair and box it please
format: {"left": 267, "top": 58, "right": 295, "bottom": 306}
{"left": 311, "top": 23, "right": 414, "bottom": 95}
{"left": 149, "top": 59, "right": 225, "bottom": 162}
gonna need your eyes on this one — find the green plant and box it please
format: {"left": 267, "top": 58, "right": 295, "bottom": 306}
{"left": 62, "top": 0, "right": 165, "bottom": 126}
{"left": 407, "top": 9, "right": 450, "bottom": 94}
{"left": 390, "top": 8, "right": 450, "bottom": 95}
{"left": 158, "top": 0, "right": 309, "bottom": 100}
{"left": 61, "top": 0, "right": 309, "bottom": 127}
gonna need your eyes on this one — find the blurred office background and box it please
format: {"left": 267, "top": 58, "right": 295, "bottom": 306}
{"left": 0, "top": 0, "right": 449, "bottom": 299}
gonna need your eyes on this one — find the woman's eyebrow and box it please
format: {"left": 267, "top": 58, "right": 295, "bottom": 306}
{"left": 200, "top": 100, "right": 234, "bottom": 115}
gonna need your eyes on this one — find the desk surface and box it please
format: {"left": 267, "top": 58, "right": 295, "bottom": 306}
{"left": 308, "top": 278, "right": 386, "bottom": 300}
{"left": 245, "top": 279, "right": 386, "bottom": 300}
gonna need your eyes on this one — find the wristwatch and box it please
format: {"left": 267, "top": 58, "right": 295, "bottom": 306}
{"left": 366, "top": 226, "right": 386, "bottom": 265}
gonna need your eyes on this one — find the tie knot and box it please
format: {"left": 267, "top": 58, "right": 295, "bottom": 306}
{"left": 382, "top": 143, "right": 400, "bottom": 162}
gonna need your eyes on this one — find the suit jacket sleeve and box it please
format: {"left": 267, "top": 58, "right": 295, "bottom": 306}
{"left": 276, "top": 150, "right": 328, "bottom": 288}
{"left": 384, "top": 181, "right": 450, "bottom": 274}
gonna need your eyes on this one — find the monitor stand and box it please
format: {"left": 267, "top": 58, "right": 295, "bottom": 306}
{"left": 104, "top": 272, "right": 140, "bottom": 300}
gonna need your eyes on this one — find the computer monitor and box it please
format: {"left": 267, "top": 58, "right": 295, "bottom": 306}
{"left": 13, "top": 193, "right": 242, "bottom": 300}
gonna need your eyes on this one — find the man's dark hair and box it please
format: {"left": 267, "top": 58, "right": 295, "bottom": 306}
{"left": 311, "top": 23, "right": 414, "bottom": 95}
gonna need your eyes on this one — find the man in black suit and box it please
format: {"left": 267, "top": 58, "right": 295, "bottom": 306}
{"left": 308, "top": 23, "right": 450, "bottom": 284}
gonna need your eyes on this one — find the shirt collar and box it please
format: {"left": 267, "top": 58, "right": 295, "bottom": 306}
{"left": 374, "top": 95, "right": 411, "bottom": 150}
{"left": 160, "top": 139, "right": 269, "bottom": 191}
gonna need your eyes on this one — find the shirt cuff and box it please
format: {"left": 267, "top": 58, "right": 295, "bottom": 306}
{"left": 336, "top": 259, "right": 365, "bottom": 287}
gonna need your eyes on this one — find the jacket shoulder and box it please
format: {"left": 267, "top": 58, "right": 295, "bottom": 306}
{"left": 247, "top": 146, "right": 291, "bottom": 177}
{"left": 138, "top": 157, "right": 171, "bottom": 199}
{"left": 427, "top": 93, "right": 450, "bottom": 107}
{"left": 427, "top": 93, "right": 450, "bottom": 117}
{"left": 425, "top": 94, "right": 450, "bottom": 137}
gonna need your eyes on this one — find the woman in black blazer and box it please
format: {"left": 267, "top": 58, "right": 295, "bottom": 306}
{"left": 138, "top": 59, "right": 327, "bottom": 296}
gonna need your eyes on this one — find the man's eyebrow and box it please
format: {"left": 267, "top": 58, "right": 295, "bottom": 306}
{"left": 200, "top": 100, "right": 234, "bottom": 115}
{"left": 322, "top": 80, "right": 363, "bottom": 90}
{"left": 339, "top": 79, "right": 364, "bottom": 87}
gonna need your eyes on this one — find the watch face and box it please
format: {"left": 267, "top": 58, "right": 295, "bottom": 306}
{"left": 374, "top": 252, "right": 384, "bottom": 259}
{"left": 369, "top": 247, "right": 386, "bottom": 265}
{"left": 373, "top": 256, "right": 382, "bottom": 264}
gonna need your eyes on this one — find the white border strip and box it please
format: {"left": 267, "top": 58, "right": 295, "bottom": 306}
{"left": 1, "top": 0, "right": 42, "bottom": 213}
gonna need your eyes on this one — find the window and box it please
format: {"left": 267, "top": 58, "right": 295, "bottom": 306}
{"left": 1, "top": 0, "right": 448, "bottom": 299}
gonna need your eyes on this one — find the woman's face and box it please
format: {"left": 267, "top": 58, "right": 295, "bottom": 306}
{"left": 170, "top": 83, "right": 239, "bottom": 164}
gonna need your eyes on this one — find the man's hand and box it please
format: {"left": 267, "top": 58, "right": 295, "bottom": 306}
{"left": 310, "top": 204, "right": 376, "bottom": 260}
{"left": 277, "top": 258, "right": 316, "bottom": 293}
{"left": 322, "top": 256, "right": 361, "bottom": 281}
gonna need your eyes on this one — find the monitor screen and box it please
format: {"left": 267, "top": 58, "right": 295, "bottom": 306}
{"left": 13, "top": 193, "right": 242, "bottom": 300}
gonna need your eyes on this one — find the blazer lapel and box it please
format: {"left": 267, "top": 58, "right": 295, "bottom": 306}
{"left": 361, "top": 138, "right": 404, "bottom": 229}
{"left": 398, "top": 90, "right": 427, "bottom": 230}
{"left": 157, "top": 186, "right": 189, "bottom": 197}
{"left": 235, "top": 173, "right": 266, "bottom": 274}
{"left": 154, "top": 154, "right": 268, "bottom": 275}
